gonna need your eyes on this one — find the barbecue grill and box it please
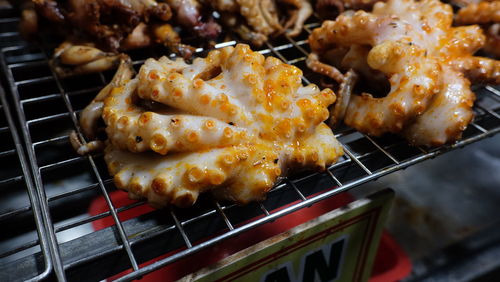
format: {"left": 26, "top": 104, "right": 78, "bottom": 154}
{"left": 0, "top": 4, "right": 499, "bottom": 281}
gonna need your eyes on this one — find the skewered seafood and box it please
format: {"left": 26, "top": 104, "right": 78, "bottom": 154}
{"left": 308, "top": 0, "right": 500, "bottom": 146}
{"left": 204, "top": 0, "right": 312, "bottom": 45}
{"left": 456, "top": 1, "right": 500, "bottom": 58}
{"left": 77, "top": 44, "right": 343, "bottom": 207}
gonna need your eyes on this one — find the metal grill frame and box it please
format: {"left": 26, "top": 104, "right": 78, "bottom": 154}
{"left": 1, "top": 8, "right": 500, "bottom": 282}
{"left": 0, "top": 71, "right": 52, "bottom": 280}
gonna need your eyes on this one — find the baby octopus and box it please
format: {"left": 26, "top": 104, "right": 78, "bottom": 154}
{"left": 203, "top": 0, "right": 312, "bottom": 45}
{"left": 77, "top": 44, "right": 343, "bottom": 207}
{"left": 456, "top": 1, "right": 500, "bottom": 58}
{"left": 307, "top": 0, "right": 500, "bottom": 146}
{"left": 50, "top": 41, "right": 128, "bottom": 77}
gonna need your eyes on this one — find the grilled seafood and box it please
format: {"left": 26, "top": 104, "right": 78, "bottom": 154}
{"left": 79, "top": 55, "right": 135, "bottom": 140}
{"left": 315, "top": 0, "right": 381, "bottom": 19}
{"left": 456, "top": 1, "right": 500, "bottom": 58}
{"left": 78, "top": 44, "right": 343, "bottom": 207}
{"left": 165, "top": 0, "right": 221, "bottom": 40}
{"left": 27, "top": 0, "right": 173, "bottom": 51}
{"left": 21, "top": 0, "right": 199, "bottom": 59}
{"left": 50, "top": 41, "right": 126, "bottom": 77}
{"left": 205, "top": 0, "right": 312, "bottom": 45}
{"left": 308, "top": 0, "right": 500, "bottom": 146}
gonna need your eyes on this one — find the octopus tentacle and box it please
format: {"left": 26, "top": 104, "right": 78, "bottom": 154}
{"left": 329, "top": 69, "right": 357, "bottom": 127}
{"left": 206, "top": 0, "right": 310, "bottom": 45}
{"left": 165, "top": 0, "right": 221, "bottom": 40}
{"left": 286, "top": 123, "right": 343, "bottom": 171}
{"left": 102, "top": 79, "right": 248, "bottom": 154}
{"left": 455, "top": 1, "right": 500, "bottom": 25}
{"left": 80, "top": 56, "right": 134, "bottom": 139}
{"left": 345, "top": 41, "right": 440, "bottom": 135}
{"left": 279, "top": 0, "right": 312, "bottom": 37}
{"left": 105, "top": 143, "right": 280, "bottom": 207}
{"left": 443, "top": 25, "right": 486, "bottom": 55}
{"left": 451, "top": 56, "right": 500, "bottom": 84}
{"left": 236, "top": 0, "right": 278, "bottom": 35}
{"left": 310, "top": 10, "right": 441, "bottom": 136}
{"left": 51, "top": 41, "right": 123, "bottom": 77}
{"left": 306, "top": 53, "right": 344, "bottom": 83}
{"left": 402, "top": 68, "right": 475, "bottom": 146}
{"left": 137, "top": 53, "right": 252, "bottom": 124}
{"left": 70, "top": 131, "right": 105, "bottom": 155}
{"left": 455, "top": 1, "right": 500, "bottom": 58}
{"left": 308, "top": 0, "right": 499, "bottom": 146}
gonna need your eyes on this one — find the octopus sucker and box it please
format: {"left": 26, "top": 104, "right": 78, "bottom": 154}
{"left": 311, "top": 11, "right": 441, "bottom": 136}
{"left": 402, "top": 68, "right": 476, "bottom": 146}
{"left": 306, "top": 53, "right": 345, "bottom": 84}
{"left": 103, "top": 78, "right": 248, "bottom": 154}
{"left": 80, "top": 56, "right": 135, "bottom": 140}
{"left": 308, "top": 0, "right": 500, "bottom": 146}
{"left": 80, "top": 44, "right": 343, "bottom": 207}
{"left": 69, "top": 131, "right": 105, "bottom": 155}
{"left": 104, "top": 143, "right": 279, "bottom": 206}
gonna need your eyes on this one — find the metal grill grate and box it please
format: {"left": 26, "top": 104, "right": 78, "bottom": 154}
{"left": 1, "top": 7, "right": 500, "bottom": 281}
{"left": 0, "top": 11, "right": 52, "bottom": 277}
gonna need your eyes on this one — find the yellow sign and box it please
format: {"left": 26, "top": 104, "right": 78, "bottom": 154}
{"left": 181, "top": 189, "right": 394, "bottom": 282}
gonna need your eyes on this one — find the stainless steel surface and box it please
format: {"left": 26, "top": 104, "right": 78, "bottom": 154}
{"left": 0, "top": 6, "right": 499, "bottom": 281}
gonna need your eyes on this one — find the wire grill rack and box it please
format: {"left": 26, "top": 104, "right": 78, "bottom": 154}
{"left": 0, "top": 9, "right": 53, "bottom": 278}
{"left": 1, "top": 5, "right": 500, "bottom": 281}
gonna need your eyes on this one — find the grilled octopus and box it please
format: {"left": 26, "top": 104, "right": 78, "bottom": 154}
{"left": 204, "top": 0, "right": 313, "bottom": 46}
{"left": 20, "top": 0, "right": 221, "bottom": 59}
{"left": 74, "top": 44, "right": 343, "bottom": 207}
{"left": 456, "top": 1, "right": 500, "bottom": 58}
{"left": 307, "top": 0, "right": 500, "bottom": 146}
{"left": 165, "top": 0, "right": 221, "bottom": 40}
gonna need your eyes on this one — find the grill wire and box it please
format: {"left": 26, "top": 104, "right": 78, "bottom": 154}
{"left": 0, "top": 8, "right": 53, "bottom": 278}
{"left": 1, "top": 5, "right": 500, "bottom": 282}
